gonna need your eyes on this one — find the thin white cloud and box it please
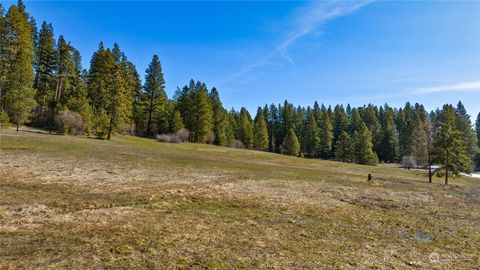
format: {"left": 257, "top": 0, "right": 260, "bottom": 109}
{"left": 219, "top": 0, "right": 373, "bottom": 86}
{"left": 277, "top": 0, "right": 372, "bottom": 64}
{"left": 415, "top": 80, "right": 480, "bottom": 94}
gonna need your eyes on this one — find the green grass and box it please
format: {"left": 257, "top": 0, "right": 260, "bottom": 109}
{"left": 1, "top": 127, "right": 479, "bottom": 269}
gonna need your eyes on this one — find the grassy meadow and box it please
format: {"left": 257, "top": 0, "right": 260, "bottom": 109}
{"left": 0, "top": 127, "right": 479, "bottom": 269}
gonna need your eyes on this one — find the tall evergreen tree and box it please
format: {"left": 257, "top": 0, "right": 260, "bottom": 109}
{"left": 318, "top": 110, "right": 333, "bottom": 158}
{"left": 333, "top": 105, "right": 349, "bottom": 145}
{"left": 2, "top": 4, "right": 35, "bottom": 131}
{"left": 238, "top": 107, "right": 254, "bottom": 149}
{"left": 476, "top": 112, "right": 480, "bottom": 149}
{"left": 225, "top": 111, "right": 236, "bottom": 146}
{"left": 267, "top": 104, "right": 280, "bottom": 152}
{"left": 33, "top": 21, "right": 56, "bottom": 113}
{"left": 87, "top": 43, "right": 135, "bottom": 139}
{"left": 281, "top": 128, "right": 300, "bottom": 157}
{"left": 54, "top": 35, "right": 75, "bottom": 106}
{"left": 210, "top": 87, "right": 227, "bottom": 146}
{"left": 433, "top": 105, "right": 473, "bottom": 184}
{"left": 174, "top": 81, "right": 194, "bottom": 136}
{"left": 174, "top": 80, "right": 213, "bottom": 142}
{"left": 106, "top": 44, "right": 134, "bottom": 139}
{"left": 0, "top": 4, "right": 8, "bottom": 112}
{"left": 334, "top": 131, "right": 352, "bottom": 162}
{"left": 378, "top": 107, "right": 399, "bottom": 162}
{"left": 397, "top": 103, "right": 417, "bottom": 158}
{"left": 412, "top": 104, "right": 429, "bottom": 167}
{"left": 253, "top": 107, "right": 269, "bottom": 151}
{"left": 361, "top": 105, "right": 381, "bottom": 153}
{"left": 349, "top": 108, "right": 363, "bottom": 134}
{"left": 303, "top": 110, "right": 319, "bottom": 156}
{"left": 124, "top": 60, "right": 142, "bottom": 133}
{"left": 170, "top": 109, "right": 184, "bottom": 132}
{"left": 143, "top": 54, "right": 167, "bottom": 136}
{"left": 279, "top": 100, "right": 296, "bottom": 148}
{"left": 455, "top": 101, "right": 479, "bottom": 161}
{"left": 352, "top": 123, "right": 378, "bottom": 165}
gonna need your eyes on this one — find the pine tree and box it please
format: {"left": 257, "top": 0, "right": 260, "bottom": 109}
{"left": 87, "top": 43, "right": 135, "bottom": 139}
{"left": 318, "top": 111, "right": 333, "bottom": 158}
{"left": 346, "top": 104, "right": 352, "bottom": 118}
{"left": 170, "top": 109, "right": 184, "bottom": 132}
{"left": 279, "top": 100, "right": 296, "bottom": 147}
{"left": 54, "top": 35, "right": 76, "bottom": 106}
{"left": 476, "top": 112, "right": 480, "bottom": 149}
{"left": 33, "top": 21, "right": 56, "bottom": 114}
{"left": 144, "top": 54, "right": 167, "bottom": 136}
{"left": 333, "top": 105, "right": 349, "bottom": 145}
{"left": 65, "top": 56, "right": 93, "bottom": 134}
{"left": 210, "top": 87, "right": 227, "bottom": 146}
{"left": 253, "top": 107, "right": 269, "bottom": 151}
{"left": 267, "top": 104, "right": 280, "bottom": 152}
{"left": 106, "top": 45, "right": 129, "bottom": 139}
{"left": 2, "top": 4, "right": 35, "bottom": 131}
{"left": 238, "top": 107, "right": 254, "bottom": 149}
{"left": 87, "top": 42, "right": 108, "bottom": 112}
{"left": 192, "top": 82, "right": 213, "bottom": 143}
{"left": 433, "top": 105, "right": 473, "bottom": 184}
{"left": 349, "top": 108, "right": 363, "bottom": 134}
{"left": 397, "top": 103, "right": 417, "bottom": 158}
{"left": 0, "top": 4, "right": 8, "bottom": 112}
{"left": 412, "top": 105, "right": 429, "bottom": 167}
{"left": 124, "top": 60, "right": 143, "bottom": 134}
{"left": 352, "top": 123, "right": 378, "bottom": 165}
{"left": 174, "top": 82, "right": 194, "bottom": 137}
{"left": 455, "top": 101, "right": 479, "bottom": 161}
{"left": 334, "top": 131, "right": 352, "bottom": 162}
{"left": 281, "top": 128, "right": 300, "bottom": 156}
{"left": 361, "top": 105, "right": 381, "bottom": 143}
{"left": 303, "top": 110, "right": 319, "bottom": 156}
{"left": 225, "top": 112, "right": 236, "bottom": 146}
{"left": 378, "top": 107, "right": 399, "bottom": 162}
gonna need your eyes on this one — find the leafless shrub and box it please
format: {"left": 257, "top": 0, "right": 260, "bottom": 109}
{"left": 207, "top": 131, "right": 215, "bottom": 144}
{"left": 156, "top": 128, "right": 190, "bottom": 143}
{"left": 230, "top": 140, "right": 245, "bottom": 149}
{"left": 176, "top": 128, "right": 190, "bottom": 142}
{"left": 401, "top": 156, "right": 417, "bottom": 170}
{"left": 31, "top": 104, "right": 52, "bottom": 127}
{"left": 55, "top": 110, "right": 84, "bottom": 135}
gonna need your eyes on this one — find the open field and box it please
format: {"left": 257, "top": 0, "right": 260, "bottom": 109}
{"left": 0, "top": 128, "right": 479, "bottom": 269}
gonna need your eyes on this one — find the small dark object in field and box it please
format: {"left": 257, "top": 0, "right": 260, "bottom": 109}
{"left": 368, "top": 174, "right": 372, "bottom": 181}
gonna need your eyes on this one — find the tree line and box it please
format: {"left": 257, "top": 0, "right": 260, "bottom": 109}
{"left": 1, "top": 1, "right": 479, "bottom": 182}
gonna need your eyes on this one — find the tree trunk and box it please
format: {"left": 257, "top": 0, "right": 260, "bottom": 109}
{"left": 427, "top": 146, "right": 432, "bottom": 183}
{"left": 426, "top": 119, "right": 432, "bottom": 183}
{"left": 445, "top": 169, "right": 448, "bottom": 185}
{"left": 54, "top": 77, "right": 63, "bottom": 101}
{"left": 145, "top": 93, "right": 154, "bottom": 137}
{"left": 107, "top": 116, "right": 113, "bottom": 140}
{"left": 16, "top": 123, "right": 19, "bottom": 132}
{"left": 444, "top": 151, "right": 449, "bottom": 185}
{"left": 428, "top": 164, "right": 432, "bottom": 183}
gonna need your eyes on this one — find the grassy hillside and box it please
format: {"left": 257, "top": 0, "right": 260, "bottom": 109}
{"left": 1, "top": 128, "right": 479, "bottom": 269}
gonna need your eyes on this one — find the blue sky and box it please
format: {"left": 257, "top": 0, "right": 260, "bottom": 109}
{"left": 8, "top": 0, "right": 480, "bottom": 119}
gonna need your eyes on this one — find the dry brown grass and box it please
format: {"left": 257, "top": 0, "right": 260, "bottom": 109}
{"left": 0, "top": 127, "right": 479, "bottom": 269}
